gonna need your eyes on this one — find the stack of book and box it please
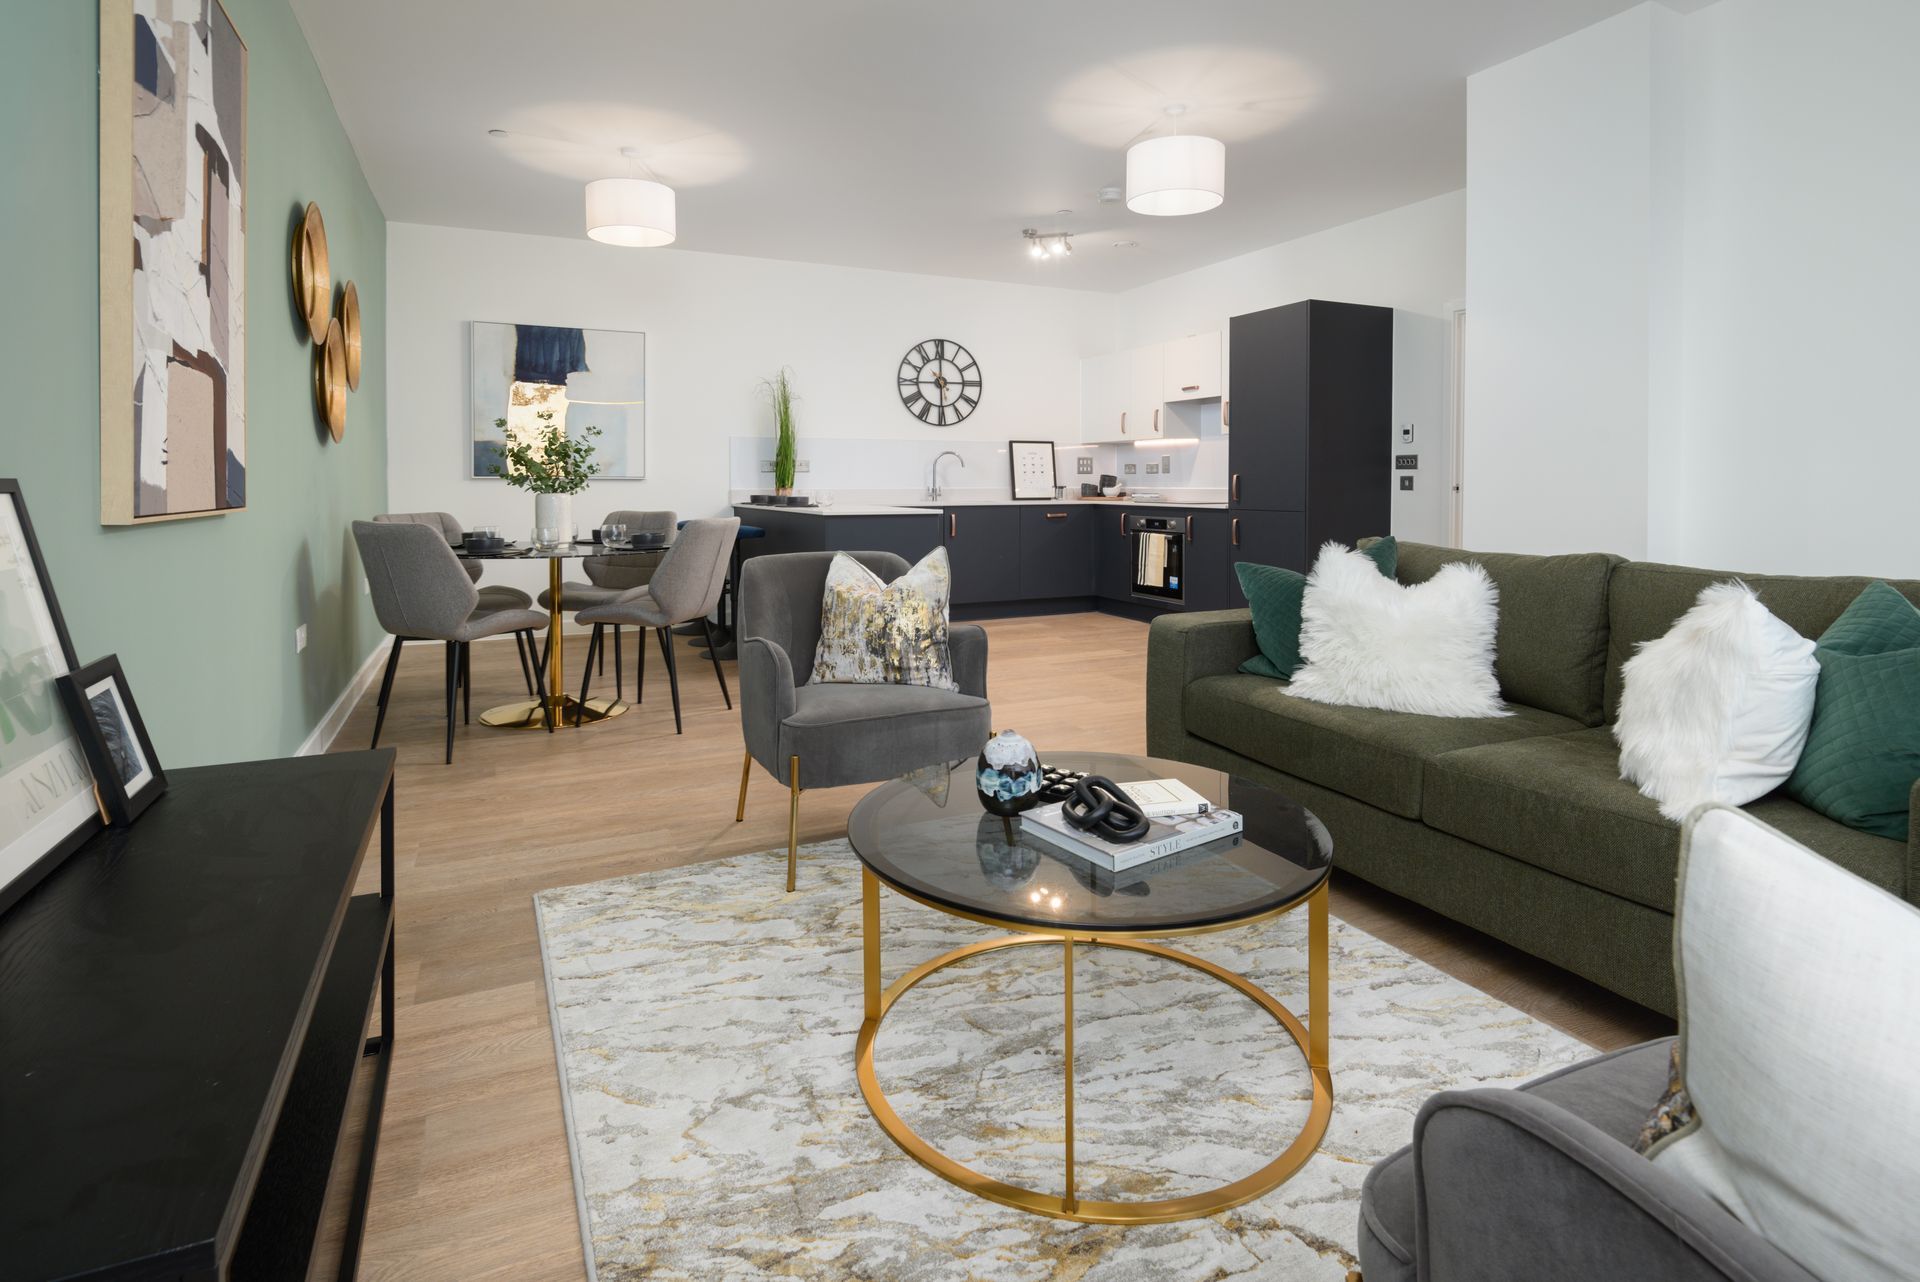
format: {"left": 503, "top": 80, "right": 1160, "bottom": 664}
{"left": 1020, "top": 778, "right": 1242, "bottom": 872}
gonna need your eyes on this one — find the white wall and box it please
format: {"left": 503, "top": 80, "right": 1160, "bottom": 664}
{"left": 1462, "top": 5, "right": 1679, "bottom": 557}
{"left": 1463, "top": 0, "right": 1920, "bottom": 576}
{"left": 1116, "top": 191, "right": 1466, "bottom": 544}
{"left": 1671, "top": 0, "right": 1920, "bottom": 575}
{"left": 385, "top": 222, "right": 1110, "bottom": 593}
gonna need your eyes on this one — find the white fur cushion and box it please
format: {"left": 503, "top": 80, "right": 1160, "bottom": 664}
{"left": 1287, "top": 542, "right": 1507, "bottom": 718}
{"left": 1652, "top": 806, "right": 1920, "bottom": 1282}
{"left": 1613, "top": 582, "right": 1817, "bottom": 820}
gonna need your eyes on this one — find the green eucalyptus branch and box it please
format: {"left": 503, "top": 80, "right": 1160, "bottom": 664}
{"left": 489, "top": 410, "right": 602, "bottom": 495}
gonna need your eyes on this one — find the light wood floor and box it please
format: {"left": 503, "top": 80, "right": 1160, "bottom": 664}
{"left": 336, "top": 611, "right": 1669, "bottom": 1280}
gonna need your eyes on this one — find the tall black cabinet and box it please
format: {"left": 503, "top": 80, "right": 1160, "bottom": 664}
{"left": 1226, "top": 299, "right": 1392, "bottom": 605}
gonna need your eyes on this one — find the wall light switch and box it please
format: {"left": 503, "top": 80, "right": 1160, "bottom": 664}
{"left": 1076, "top": 457, "right": 1094, "bottom": 475}
{"left": 1400, "top": 424, "right": 1415, "bottom": 445}
{"left": 1161, "top": 454, "right": 1172, "bottom": 472}
{"left": 760, "top": 459, "right": 775, "bottom": 473}
{"left": 295, "top": 623, "right": 309, "bottom": 653}
{"left": 796, "top": 459, "right": 810, "bottom": 472}
{"left": 1399, "top": 476, "right": 1414, "bottom": 491}
{"left": 1396, "top": 454, "right": 1419, "bottom": 470}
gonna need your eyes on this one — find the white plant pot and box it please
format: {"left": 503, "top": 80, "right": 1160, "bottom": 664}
{"left": 534, "top": 492, "right": 572, "bottom": 545}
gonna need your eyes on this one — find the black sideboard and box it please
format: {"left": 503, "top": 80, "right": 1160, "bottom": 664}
{"left": 0, "top": 749, "right": 398, "bottom": 1281}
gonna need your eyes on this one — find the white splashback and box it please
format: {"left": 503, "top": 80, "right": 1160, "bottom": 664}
{"left": 729, "top": 436, "right": 1043, "bottom": 501}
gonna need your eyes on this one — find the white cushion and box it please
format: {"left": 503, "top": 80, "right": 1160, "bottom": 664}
{"left": 1613, "top": 581, "right": 1818, "bottom": 820}
{"left": 1651, "top": 806, "right": 1920, "bottom": 1282}
{"left": 1286, "top": 542, "right": 1507, "bottom": 718}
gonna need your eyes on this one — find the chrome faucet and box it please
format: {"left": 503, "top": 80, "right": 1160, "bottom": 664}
{"left": 928, "top": 450, "right": 965, "bottom": 502}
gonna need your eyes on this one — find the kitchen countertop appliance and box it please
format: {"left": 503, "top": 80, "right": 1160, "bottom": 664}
{"left": 1128, "top": 512, "right": 1184, "bottom": 603}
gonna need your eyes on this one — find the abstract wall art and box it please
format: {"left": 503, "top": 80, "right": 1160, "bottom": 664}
{"left": 99, "top": 0, "right": 249, "bottom": 524}
{"left": 470, "top": 322, "right": 647, "bottom": 480}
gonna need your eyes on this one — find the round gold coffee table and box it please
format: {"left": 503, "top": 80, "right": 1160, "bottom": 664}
{"left": 846, "top": 751, "right": 1333, "bottom": 1225}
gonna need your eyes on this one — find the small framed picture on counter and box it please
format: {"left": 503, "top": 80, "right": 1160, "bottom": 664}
{"left": 56, "top": 655, "right": 166, "bottom": 827}
{"left": 1008, "top": 440, "right": 1058, "bottom": 500}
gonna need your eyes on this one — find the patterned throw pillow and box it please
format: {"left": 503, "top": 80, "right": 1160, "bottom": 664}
{"left": 812, "top": 547, "right": 957, "bottom": 691}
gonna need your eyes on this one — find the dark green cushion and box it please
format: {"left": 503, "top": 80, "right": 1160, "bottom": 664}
{"left": 1236, "top": 539, "right": 1395, "bottom": 680}
{"left": 1184, "top": 672, "right": 1582, "bottom": 818}
{"left": 1392, "top": 542, "right": 1622, "bottom": 727}
{"left": 1786, "top": 582, "right": 1920, "bottom": 840}
{"left": 1423, "top": 726, "right": 1908, "bottom": 912}
{"left": 1604, "top": 562, "right": 1920, "bottom": 719}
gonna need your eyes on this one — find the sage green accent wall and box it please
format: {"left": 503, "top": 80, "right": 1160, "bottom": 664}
{"left": 0, "top": 0, "right": 386, "bottom": 766}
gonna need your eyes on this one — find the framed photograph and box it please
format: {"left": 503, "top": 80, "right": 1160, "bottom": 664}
{"left": 1008, "top": 440, "right": 1058, "bottom": 500}
{"left": 0, "top": 481, "right": 102, "bottom": 916}
{"left": 57, "top": 657, "right": 165, "bottom": 828}
{"left": 470, "top": 321, "right": 647, "bottom": 480}
{"left": 99, "top": 0, "right": 250, "bottom": 524}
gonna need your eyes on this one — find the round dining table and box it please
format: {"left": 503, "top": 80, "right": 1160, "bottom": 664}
{"left": 455, "top": 538, "right": 669, "bottom": 730}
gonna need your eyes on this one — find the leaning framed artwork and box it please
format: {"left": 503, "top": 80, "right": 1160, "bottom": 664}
{"left": 470, "top": 322, "right": 647, "bottom": 480}
{"left": 99, "top": 0, "right": 249, "bottom": 524}
{"left": 0, "top": 482, "right": 101, "bottom": 916}
{"left": 1008, "top": 440, "right": 1058, "bottom": 500}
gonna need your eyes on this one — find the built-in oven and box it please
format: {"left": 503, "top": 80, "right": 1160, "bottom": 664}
{"left": 1129, "top": 513, "right": 1185, "bottom": 603}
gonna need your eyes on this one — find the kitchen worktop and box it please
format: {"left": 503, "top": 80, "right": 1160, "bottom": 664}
{"left": 733, "top": 496, "right": 1229, "bottom": 516}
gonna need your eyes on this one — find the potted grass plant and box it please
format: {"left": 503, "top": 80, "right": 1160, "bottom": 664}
{"left": 764, "top": 368, "right": 798, "bottom": 495}
{"left": 490, "top": 410, "right": 601, "bottom": 543}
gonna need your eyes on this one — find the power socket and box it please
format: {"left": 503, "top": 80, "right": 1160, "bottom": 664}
{"left": 1076, "top": 457, "right": 1094, "bottom": 475}
{"left": 294, "top": 623, "right": 309, "bottom": 653}
{"left": 1144, "top": 463, "right": 1160, "bottom": 474}
{"left": 1161, "top": 454, "right": 1172, "bottom": 473}
{"left": 1122, "top": 462, "right": 1137, "bottom": 475}
{"left": 796, "top": 459, "right": 810, "bottom": 472}
{"left": 759, "top": 459, "right": 775, "bottom": 473}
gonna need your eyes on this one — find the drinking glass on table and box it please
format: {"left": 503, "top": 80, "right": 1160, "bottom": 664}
{"left": 815, "top": 491, "right": 834, "bottom": 510}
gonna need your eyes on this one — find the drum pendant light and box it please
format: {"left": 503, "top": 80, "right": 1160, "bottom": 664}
{"left": 584, "top": 177, "right": 677, "bottom": 247}
{"left": 1125, "top": 135, "right": 1226, "bottom": 217}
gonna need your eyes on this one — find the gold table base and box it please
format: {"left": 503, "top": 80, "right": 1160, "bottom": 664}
{"left": 855, "top": 870, "right": 1332, "bottom": 1225}
{"left": 479, "top": 553, "right": 630, "bottom": 731}
{"left": 477, "top": 695, "right": 626, "bottom": 729}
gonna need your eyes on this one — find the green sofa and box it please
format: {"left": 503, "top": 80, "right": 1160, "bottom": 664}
{"left": 1146, "top": 540, "right": 1920, "bottom": 1015}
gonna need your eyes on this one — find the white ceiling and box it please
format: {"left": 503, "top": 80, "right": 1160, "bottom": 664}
{"left": 291, "top": 0, "right": 1683, "bottom": 292}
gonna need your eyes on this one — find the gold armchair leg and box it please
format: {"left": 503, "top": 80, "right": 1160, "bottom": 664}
{"left": 735, "top": 748, "right": 752, "bottom": 823}
{"left": 786, "top": 754, "right": 801, "bottom": 893}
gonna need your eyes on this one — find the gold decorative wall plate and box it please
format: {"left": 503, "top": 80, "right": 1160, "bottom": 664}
{"left": 292, "top": 202, "right": 331, "bottom": 345}
{"left": 339, "top": 280, "right": 362, "bottom": 390}
{"left": 316, "top": 317, "right": 347, "bottom": 441}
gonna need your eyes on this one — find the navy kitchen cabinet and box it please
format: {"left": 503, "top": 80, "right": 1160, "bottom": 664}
{"left": 1225, "top": 510, "right": 1308, "bottom": 607}
{"left": 943, "top": 506, "right": 1021, "bottom": 605}
{"left": 1093, "top": 506, "right": 1132, "bottom": 603}
{"left": 1018, "top": 504, "right": 1095, "bottom": 599}
{"left": 1183, "top": 511, "right": 1233, "bottom": 611}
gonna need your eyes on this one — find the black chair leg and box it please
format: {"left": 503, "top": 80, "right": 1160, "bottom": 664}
{"left": 443, "top": 641, "right": 458, "bottom": 765}
{"left": 699, "top": 618, "right": 732, "bottom": 709}
{"left": 460, "top": 642, "right": 472, "bottom": 724}
{"left": 529, "top": 632, "right": 554, "bottom": 732}
{"left": 513, "top": 629, "right": 534, "bottom": 695}
{"left": 657, "top": 627, "right": 683, "bottom": 734}
{"left": 635, "top": 623, "right": 647, "bottom": 704}
{"left": 576, "top": 623, "right": 602, "bottom": 726}
{"left": 371, "top": 635, "right": 404, "bottom": 748}
{"left": 598, "top": 626, "right": 605, "bottom": 675}
{"left": 614, "top": 625, "right": 623, "bottom": 701}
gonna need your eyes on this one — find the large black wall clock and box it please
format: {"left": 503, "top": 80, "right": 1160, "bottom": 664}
{"left": 898, "top": 339, "right": 981, "bottom": 426}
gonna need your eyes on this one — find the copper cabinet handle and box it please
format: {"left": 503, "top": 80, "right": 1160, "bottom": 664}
{"left": 1186, "top": 514, "right": 1193, "bottom": 539}
{"left": 1044, "top": 512, "right": 1067, "bottom": 520}
{"left": 1223, "top": 399, "right": 1230, "bottom": 428}
{"left": 1119, "top": 512, "right": 1126, "bottom": 536}
{"left": 1232, "top": 517, "right": 1241, "bottom": 547}
{"left": 1231, "top": 473, "right": 1240, "bottom": 502}
{"left": 949, "top": 512, "right": 956, "bottom": 538}
{"left": 1153, "top": 407, "right": 1159, "bottom": 432}
{"left": 1120, "top": 411, "right": 1127, "bottom": 434}
{"left": 1182, "top": 384, "right": 1200, "bottom": 392}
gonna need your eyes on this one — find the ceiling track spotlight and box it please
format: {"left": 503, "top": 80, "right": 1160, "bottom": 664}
{"left": 1022, "top": 228, "right": 1074, "bottom": 261}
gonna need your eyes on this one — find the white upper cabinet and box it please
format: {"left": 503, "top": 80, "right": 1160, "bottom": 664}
{"left": 1127, "top": 343, "right": 1165, "bottom": 440}
{"left": 1162, "top": 331, "right": 1223, "bottom": 402}
{"left": 1080, "top": 332, "right": 1221, "bottom": 443}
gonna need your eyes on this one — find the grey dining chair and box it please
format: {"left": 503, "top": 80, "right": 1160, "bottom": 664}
{"left": 731, "top": 550, "right": 991, "bottom": 892}
{"left": 375, "top": 511, "right": 542, "bottom": 692}
{"left": 537, "top": 509, "right": 677, "bottom": 694}
{"left": 353, "top": 520, "right": 554, "bottom": 762}
{"left": 575, "top": 517, "right": 738, "bottom": 733}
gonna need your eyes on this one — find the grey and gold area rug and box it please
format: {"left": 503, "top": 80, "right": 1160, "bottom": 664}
{"left": 535, "top": 843, "right": 1589, "bottom": 1281}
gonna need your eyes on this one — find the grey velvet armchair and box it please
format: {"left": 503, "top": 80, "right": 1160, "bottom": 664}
{"left": 732, "top": 551, "right": 991, "bottom": 892}
{"left": 1356, "top": 1036, "right": 1818, "bottom": 1282}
